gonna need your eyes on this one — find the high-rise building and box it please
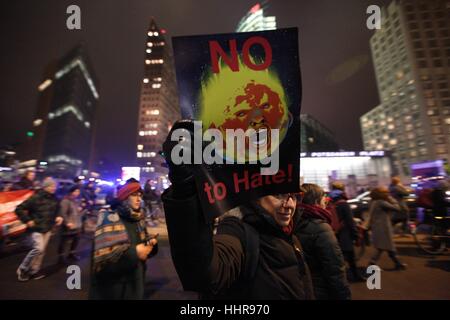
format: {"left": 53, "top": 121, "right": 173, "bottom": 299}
{"left": 236, "top": 1, "right": 276, "bottom": 32}
{"left": 301, "top": 114, "right": 340, "bottom": 152}
{"left": 136, "top": 19, "right": 179, "bottom": 181}
{"left": 32, "top": 45, "right": 100, "bottom": 178}
{"left": 361, "top": 0, "right": 450, "bottom": 175}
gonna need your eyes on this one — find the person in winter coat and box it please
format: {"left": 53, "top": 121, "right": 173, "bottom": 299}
{"left": 431, "top": 180, "right": 449, "bottom": 217}
{"left": 367, "top": 187, "right": 407, "bottom": 270}
{"left": 161, "top": 120, "right": 314, "bottom": 300}
{"left": 89, "top": 180, "right": 158, "bottom": 300}
{"left": 328, "top": 182, "right": 365, "bottom": 282}
{"left": 57, "top": 185, "right": 83, "bottom": 264}
{"left": 15, "top": 177, "right": 63, "bottom": 281}
{"left": 295, "top": 183, "right": 351, "bottom": 300}
{"left": 12, "top": 170, "right": 36, "bottom": 191}
{"left": 389, "top": 176, "right": 411, "bottom": 232}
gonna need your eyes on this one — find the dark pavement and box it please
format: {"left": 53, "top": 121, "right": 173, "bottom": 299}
{"left": 0, "top": 224, "right": 449, "bottom": 300}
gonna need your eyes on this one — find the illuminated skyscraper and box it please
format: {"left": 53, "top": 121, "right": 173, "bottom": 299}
{"left": 236, "top": 1, "right": 277, "bottom": 32}
{"left": 136, "top": 18, "right": 179, "bottom": 181}
{"left": 19, "top": 45, "right": 99, "bottom": 178}
{"left": 361, "top": 0, "right": 450, "bottom": 175}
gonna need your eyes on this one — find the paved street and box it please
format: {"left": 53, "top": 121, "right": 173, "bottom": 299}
{"left": 0, "top": 222, "right": 448, "bottom": 300}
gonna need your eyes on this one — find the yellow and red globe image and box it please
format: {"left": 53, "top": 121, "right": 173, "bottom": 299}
{"left": 199, "top": 62, "right": 290, "bottom": 162}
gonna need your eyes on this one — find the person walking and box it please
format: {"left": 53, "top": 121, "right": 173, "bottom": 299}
{"left": 15, "top": 177, "right": 63, "bottom": 281}
{"left": 57, "top": 185, "right": 83, "bottom": 264}
{"left": 367, "top": 187, "right": 407, "bottom": 270}
{"left": 89, "top": 180, "right": 158, "bottom": 300}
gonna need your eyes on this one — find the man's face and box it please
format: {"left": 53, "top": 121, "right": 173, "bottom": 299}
{"left": 258, "top": 194, "right": 297, "bottom": 227}
{"left": 71, "top": 189, "right": 80, "bottom": 199}
{"left": 127, "top": 192, "right": 142, "bottom": 211}
{"left": 45, "top": 182, "right": 57, "bottom": 194}
{"left": 26, "top": 171, "right": 36, "bottom": 181}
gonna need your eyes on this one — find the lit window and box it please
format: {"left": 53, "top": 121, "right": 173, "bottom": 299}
{"left": 146, "top": 49, "right": 152, "bottom": 53}
{"left": 145, "top": 60, "right": 150, "bottom": 64}
{"left": 150, "top": 110, "right": 160, "bottom": 115}
{"left": 137, "top": 144, "right": 143, "bottom": 150}
{"left": 33, "top": 119, "right": 43, "bottom": 127}
{"left": 389, "top": 139, "right": 397, "bottom": 145}
{"left": 154, "top": 31, "right": 159, "bottom": 36}
{"left": 148, "top": 31, "right": 153, "bottom": 36}
{"left": 38, "top": 79, "right": 52, "bottom": 91}
{"left": 388, "top": 124, "right": 395, "bottom": 130}
{"left": 377, "top": 144, "right": 383, "bottom": 150}
{"left": 84, "top": 121, "right": 90, "bottom": 128}
{"left": 143, "top": 78, "right": 149, "bottom": 83}
{"left": 147, "top": 42, "right": 153, "bottom": 47}
{"left": 137, "top": 152, "right": 143, "bottom": 158}
{"left": 139, "top": 131, "right": 144, "bottom": 136}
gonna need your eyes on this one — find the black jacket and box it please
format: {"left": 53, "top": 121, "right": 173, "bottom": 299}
{"left": 334, "top": 200, "right": 359, "bottom": 252}
{"left": 294, "top": 212, "right": 351, "bottom": 300}
{"left": 162, "top": 187, "right": 314, "bottom": 300}
{"left": 15, "top": 189, "right": 59, "bottom": 233}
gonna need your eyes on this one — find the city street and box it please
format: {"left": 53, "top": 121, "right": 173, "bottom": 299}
{"left": 0, "top": 222, "right": 448, "bottom": 300}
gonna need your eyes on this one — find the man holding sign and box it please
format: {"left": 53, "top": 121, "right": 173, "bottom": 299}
{"left": 162, "top": 28, "right": 313, "bottom": 299}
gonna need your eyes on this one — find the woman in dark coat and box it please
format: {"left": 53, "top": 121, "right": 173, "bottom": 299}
{"left": 161, "top": 120, "right": 314, "bottom": 300}
{"left": 329, "top": 182, "right": 365, "bottom": 282}
{"left": 89, "top": 181, "right": 158, "bottom": 300}
{"left": 295, "top": 183, "right": 351, "bottom": 300}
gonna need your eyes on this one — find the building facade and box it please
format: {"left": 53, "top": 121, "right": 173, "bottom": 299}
{"left": 136, "top": 19, "right": 180, "bottom": 182}
{"left": 21, "top": 45, "right": 99, "bottom": 179}
{"left": 236, "top": 1, "right": 276, "bottom": 32}
{"left": 361, "top": 0, "right": 450, "bottom": 176}
{"left": 300, "top": 114, "right": 340, "bottom": 152}
{"left": 300, "top": 151, "right": 393, "bottom": 197}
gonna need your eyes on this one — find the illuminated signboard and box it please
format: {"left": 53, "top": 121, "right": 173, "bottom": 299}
{"left": 121, "top": 167, "right": 141, "bottom": 182}
{"left": 300, "top": 151, "right": 385, "bottom": 158}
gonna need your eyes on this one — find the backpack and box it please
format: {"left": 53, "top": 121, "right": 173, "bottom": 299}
{"left": 327, "top": 200, "right": 346, "bottom": 233}
{"left": 417, "top": 188, "right": 434, "bottom": 209}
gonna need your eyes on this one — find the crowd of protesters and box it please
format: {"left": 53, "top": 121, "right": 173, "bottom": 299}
{"left": 2, "top": 149, "right": 449, "bottom": 299}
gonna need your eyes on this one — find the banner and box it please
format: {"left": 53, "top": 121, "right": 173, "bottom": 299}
{"left": 0, "top": 190, "right": 32, "bottom": 238}
{"left": 172, "top": 28, "right": 301, "bottom": 218}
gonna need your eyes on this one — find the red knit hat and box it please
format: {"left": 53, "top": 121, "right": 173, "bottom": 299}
{"left": 117, "top": 182, "right": 143, "bottom": 201}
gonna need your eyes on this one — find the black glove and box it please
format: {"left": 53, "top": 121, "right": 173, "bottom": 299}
{"left": 162, "top": 120, "right": 197, "bottom": 196}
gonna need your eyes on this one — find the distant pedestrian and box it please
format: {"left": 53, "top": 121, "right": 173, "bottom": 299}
{"left": 329, "top": 182, "right": 366, "bottom": 282}
{"left": 367, "top": 187, "right": 407, "bottom": 270}
{"left": 12, "top": 170, "right": 36, "bottom": 191}
{"left": 389, "top": 176, "right": 411, "bottom": 233}
{"left": 57, "top": 186, "right": 83, "bottom": 264}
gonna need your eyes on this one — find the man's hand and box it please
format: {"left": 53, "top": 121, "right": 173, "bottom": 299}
{"left": 26, "top": 220, "right": 35, "bottom": 228}
{"left": 55, "top": 216, "right": 63, "bottom": 226}
{"left": 136, "top": 243, "right": 153, "bottom": 261}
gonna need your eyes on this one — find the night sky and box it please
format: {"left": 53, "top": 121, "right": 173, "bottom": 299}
{"left": 0, "top": 0, "right": 391, "bottom": 173}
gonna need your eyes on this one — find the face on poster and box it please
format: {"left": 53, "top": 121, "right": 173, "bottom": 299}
{"left": 172, "top": 28, "right": 301, "bottom": 218}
